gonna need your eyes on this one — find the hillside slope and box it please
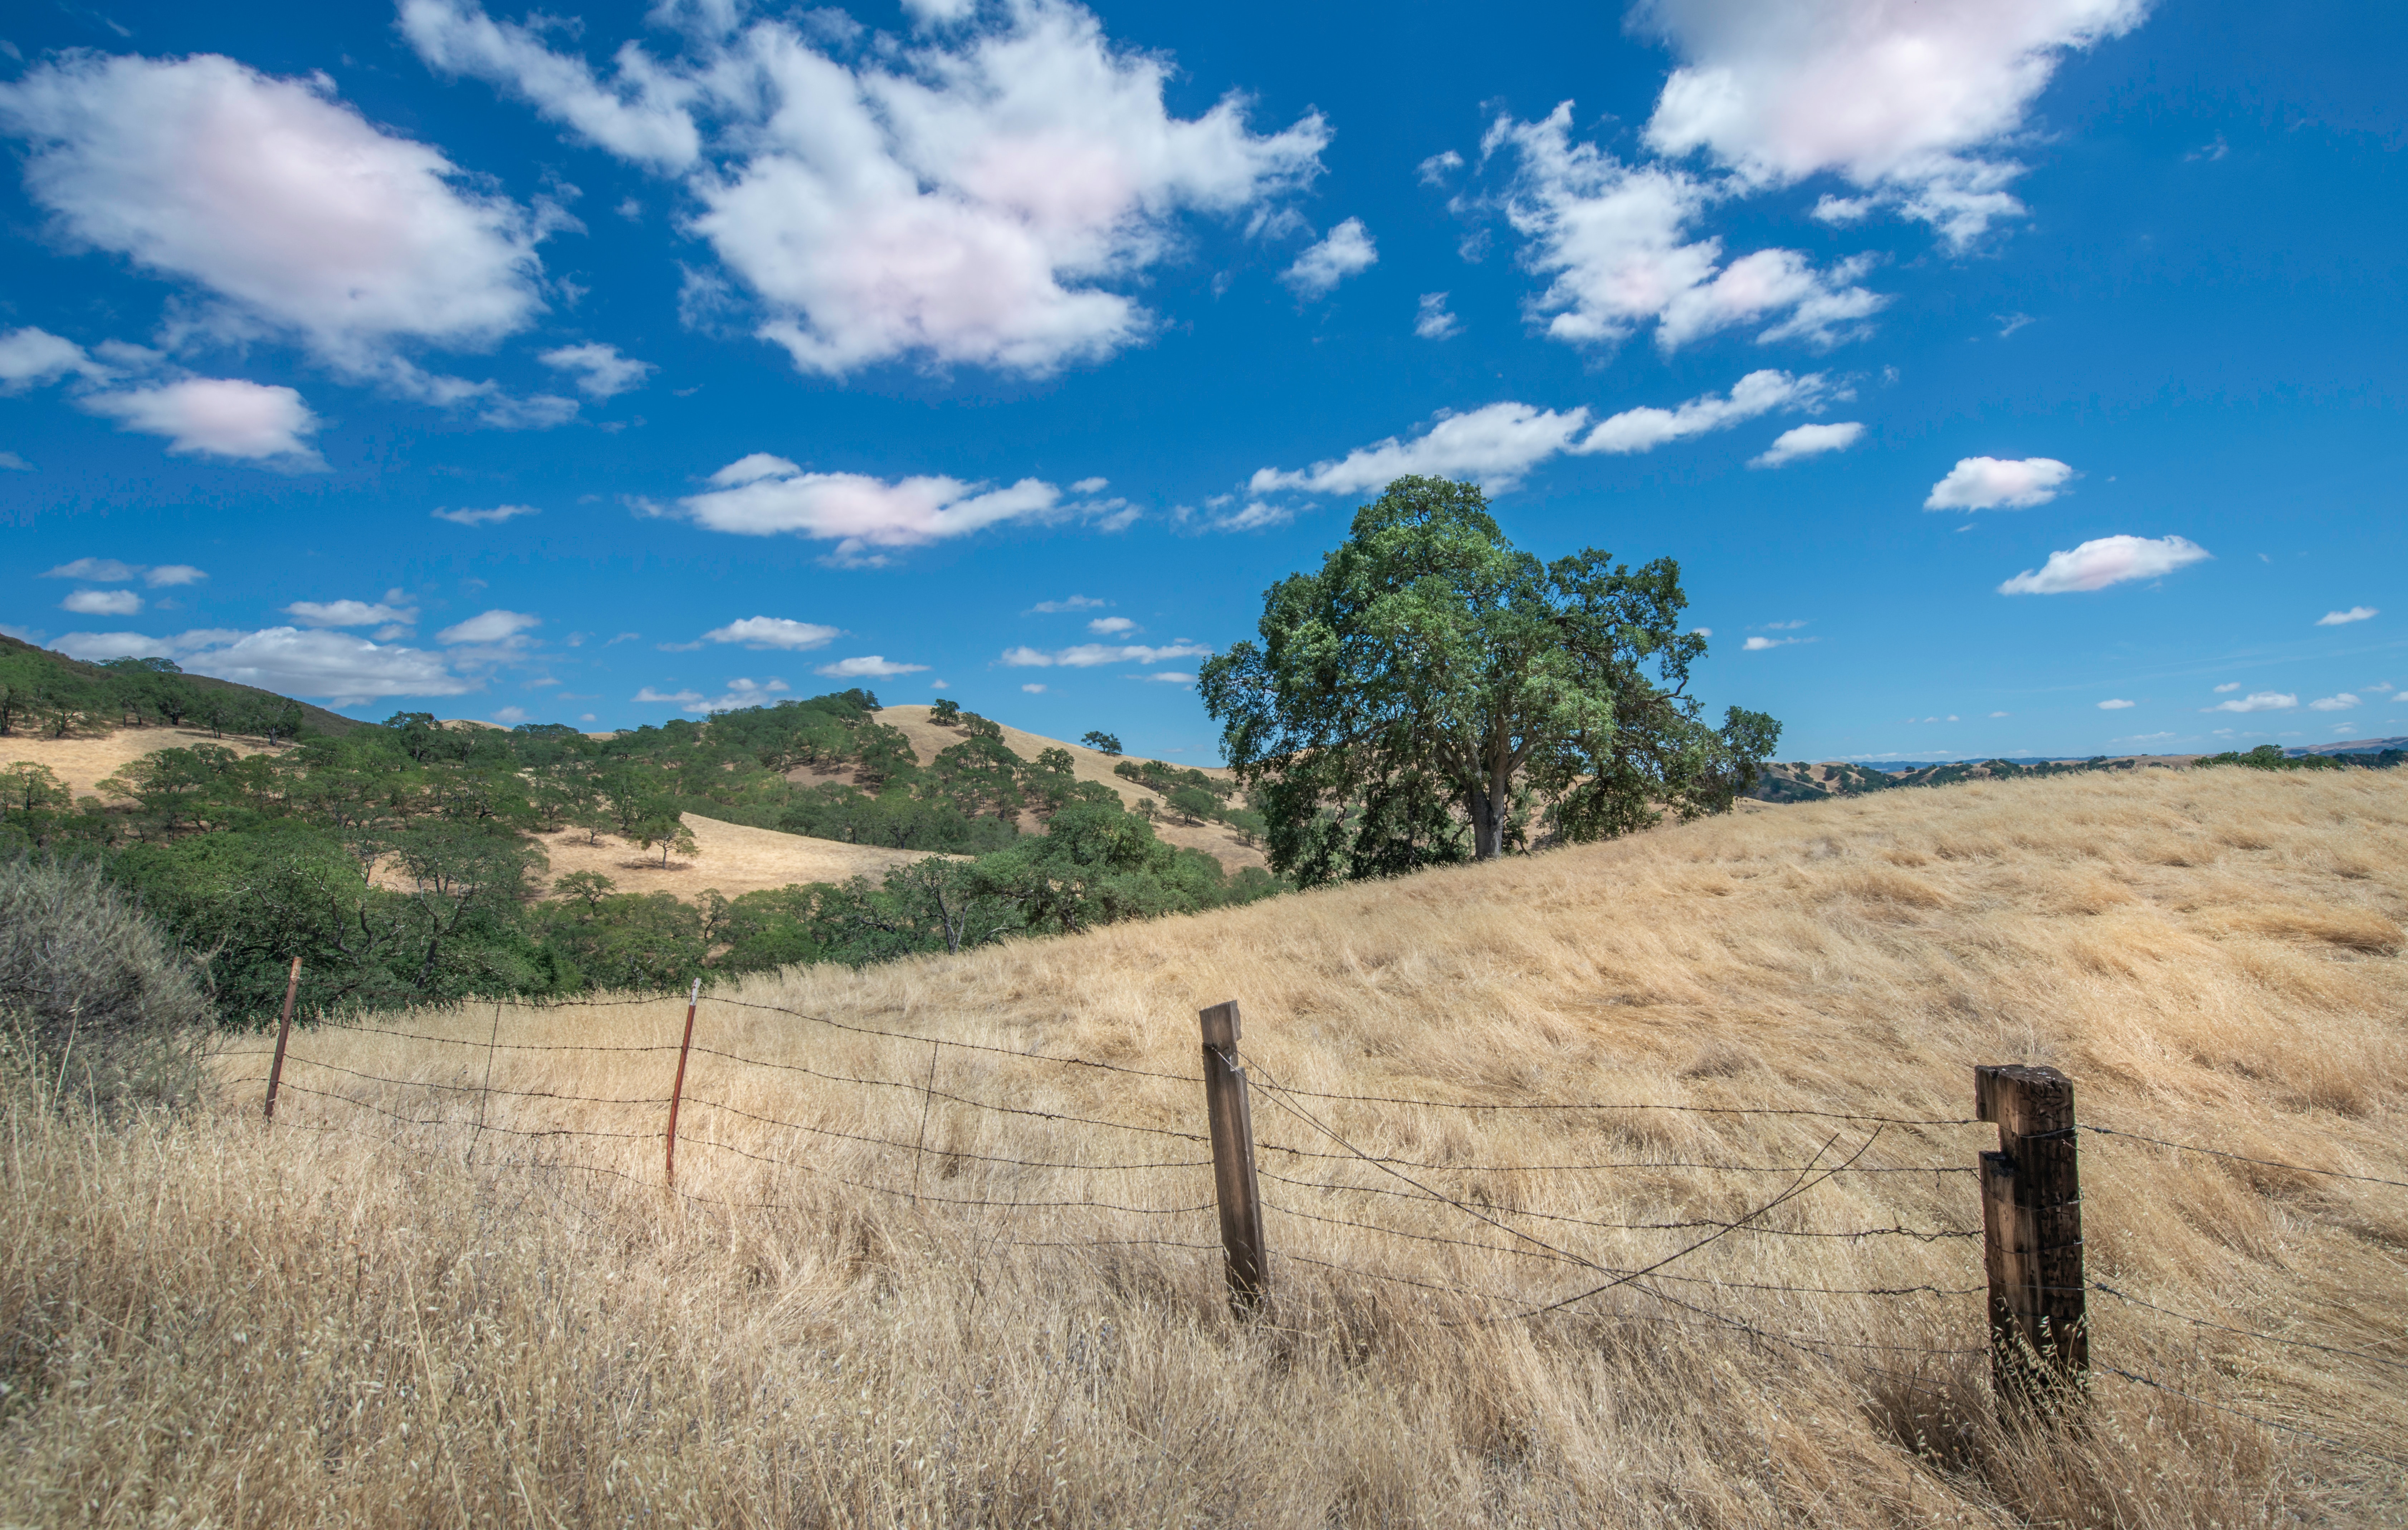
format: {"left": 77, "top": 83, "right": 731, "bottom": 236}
{"left": 0, "top": 725, "right": 291, "bottom": 798}
{"left": 877, "top": 702, "right": 1264, "bottom": 870}
{"left": 21, "top": 766, "right": 2397, "bottom": 1524}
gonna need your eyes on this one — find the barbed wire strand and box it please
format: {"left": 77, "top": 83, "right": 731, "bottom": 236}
{"left": 1241, "top": 1075, "right": 1978, "bottom": 1128}
{"left": 1259, "top": 1140, "right": 1973, "bottom": 1174}
{"left": 680, "top": 1093, "right": 1207, "bottom": 1171}
{"left": 684, "top": 1045, "right": 1207, "bottom": 1141}
{"left": 2090, "top": 1285, "right": 2408, "bottom": 1374}
{"left": 2097, "top": 1367, "right": 2405, "bottom": 1471}
{"left": 708, "top": 994, "right": 1198, "bottom": 1082}
{"left": 2084, "top": 1125, "right": 2408, "bottom": 1191}
{"left": 260, "top": 1053, "right": 668, "bottom": 1106}
{"left": 683, "top": 1134, "right": 1211, "bottom": 1217}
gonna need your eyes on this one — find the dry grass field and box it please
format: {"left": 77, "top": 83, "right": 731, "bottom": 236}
{"left": 0, "top": 725, "right": 288, "bottom": 798}
{"left": 528, "top": 812, "right": 942, "bottom": 898}
{"left": 7, "top": 766, "right": 2407, "bottom": 1525}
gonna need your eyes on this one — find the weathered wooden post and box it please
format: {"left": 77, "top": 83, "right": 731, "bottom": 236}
{"left": 263, "top": 956, "right": 302, "bottom": 1121}
{"left": 665, "top": 979, "right": 700, "bottom": 1189}
{"left": 1199, "top": 1000, "right": 1268, "bottom": 1314}
{"left": 1976, "top": 1063, "right": 2087, "bottom": 1412}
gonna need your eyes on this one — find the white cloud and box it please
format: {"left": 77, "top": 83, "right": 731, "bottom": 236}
{"left": 437, "top": 609, "right": 540, "bottom": 644}
{"left": 685, "top": 678, "right": 790, "bottom": 713}
{"left": 1087, "top": 616, "right": 1138, "bottom": 635}
{"left": 1750, "top": 420, "right": 1863, "bottom": 467}
{"left": 146, "top": 565, "right": 207, "bottom": 587}
{"left": 79, "top": 379, "right": 324, "bottom": 465}
{"left": 41, "top": 557, "right": 140, "bottom": 582}
{"left": 1283, "top": 218, "right": 1377, "bottom": 297}
{"left": 679, "top": 455, "right": 1061, "bottom": 562}
{"left": 1069, "top": 477, "right": 1109, "bottom": 494}
{"left": 406, "top": 0, "right": 1328, "bottom": 377}
{"left": 1997, "top": 534, "right": 2209, "bottom": 595}
{"left": 1488, "top": 105, "right": 1886, "bottom": 353}
{"left": 57, "top": 625, "right": 473, "bottom": 706}
{"left": 1925, "top": 455, "right": 2074, "bottom": 510}
{"left": 1001, "top": 641, "right": 1210, "bottom": 667}
{"left": 433, "top": 504, "right": 541, "bottom": 526}
{"left": 2096, "top": 698, "right": 2135, "bottom": 710}
{"left": 1027, "top": 595, "right": 1108, "bottom": 613}
{"left": 2307, "top": 693, "right": 2360, "bottom": 712}
{"left": 701, "top": 616, "right": 841, "bottom": 651}
{"left": 2212, "top": 682, "right": 2240, "bottom": 692}
{"left": 2203, "top": 691, "right": 2296, "bottom": 714}
{"left": 1247, "top": 369, "right": 1827, "bottom": 498}
{"left": 0, "top": 53, "right": 548, "bottom": 377}
{"left": 62, "top": 589, "right": 143, "bottom": 617}
{"left": 1989, "top": 710, "right": 2009, "bottom": 717}
{"left": 0, "top": 452, "right": 31, "bottom": 472}
{"left": 634, "top": 687, "right": 704, "bottom": 704}
{"left": 2316, "top": 606, "right": 2377, "bottom": 627}
{"left": 814, "top": 655, "right": 931, "bottom": 679}
{"left": 0, "top": 326, "right": 108, "bottom": 389}
{"left": 540, "top": 342, "right": 655, "bottom": 399}
{"left": 286, "top": 598, "right": 417, "bottom": 628}
{"left": 1742, "top": 634, "right": 1813, "bottom": 650}
{"left": 1414, "top": 292, "right": 1461, "bottom": 340}
{"left": 1021, "top": 682, "right": 1047, "bottom": 693}
{"left": 1638, "top": 0, "right": 2152, "bottom": 247}
{"left": 1134, "top": 671, "right": 1195, "bottom": 684}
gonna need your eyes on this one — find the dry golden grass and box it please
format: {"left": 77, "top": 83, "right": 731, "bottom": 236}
{"left": 8, "top": 767, "right": 2408, "bottom": 1525}
{"left": 529, "top": 812, "right": 941, "bottom": 898}
{"left": 0, "top": 725, "right": 287, "bottom": 798}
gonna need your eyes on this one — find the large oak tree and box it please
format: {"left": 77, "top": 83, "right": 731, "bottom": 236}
{"left": 1199, "top": 476, "right": 1780, "bottom": 886}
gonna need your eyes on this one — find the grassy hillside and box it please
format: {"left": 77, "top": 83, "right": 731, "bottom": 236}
{"left": 0, "top": 633, "right": 367, "bottom": 738}
{"left": 5, "top": 766, "right": 2402, "bottom": 1524}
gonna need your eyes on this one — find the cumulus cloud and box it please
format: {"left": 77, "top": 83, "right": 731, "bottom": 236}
{"left": 684, "top": 678, "right": 791, "bottom": 713}
{"left": 540, "top": 342, "right": 655, "bottom": 398}
{"left": 1750, "top": 420, "right": 1863, "bottom": 467}
{"left": 1021, "top": 682, "right": 1047, "bottom": 693}
{"left": 1000, "top": 642, "right": 1210, "bottom": 667}
{"left": 1027, "top": 595, "right": 1108, "bottom": 613}
{"left": 2203, "top": 691, "right": 2295, "bottom": 714}
{"left": 79, "top": 378, "right": 324, "bottom": 465}
{"left": 0, "top": 53, "right": 549, "bottom": 379}
{"left": 1088, "top": 616, "right": 1137, "bottom": 635}
{"left": 57, "top": 625, "right": 472, "bottom": 706}
{"left": 42, "top": 557, "right": 141, "bottom": 582}
{"left": 1638, "top": 0, "right": 2152, "bottom": 247}
{"left": 146, "top": 565, "right": 207, "bottom": 587}
{"left": 433, "top": 504, "right": 541, "bottom": 526}
{"left": 63, "top": 589, "right": 143, "bottom": 617}
{"left": 1487, "top": 106, "right": 1886, "bottom": 354}
{"left": 1283, "top": 218, "right": 1377, "bottom": 297}
{"left": 2096, "top": 698, "right": 2135, "bottom": 710}
{"left": 0, "top": 453, "right": 31, "bottom": 472}
{"left": 404, "top": 0, "right": 1328, "bottom": 377}
{"left": 285, "top": 598, "right": 417, "bottom": 628}
{"left": 1742, "top": 634, "right": 1813, "bottom": 650}
{"left": 2212, "top": 682, "right": 2240, "bottom": 693}
{"left": 436, "top": 609, "right": 540, "bottom": 644}
{"left": 814, "top": 655, "right": 931, "bottom": 678}
{"left": 1134, "top": 671, "right": 1195, "bottom": 684}
{"left": 678, "top": 453, "right": 1061, "bottom": 562}
{"left": 1069, "top": 477, "right": 1109, "bottom": 494}
{"left": 701, "top": 616, "right": 841, "bottom": 651}
{"left": 1997, "top": 534, "right": 2209, "bottom": 595}
{"left": 633, "top": 686, "right": 704, "bottom": 704}
{"left": 1925, "top": 455, "right": 2074, "bottom": 510}
{"left": 1414, "top": 292, "right": 1461, "bottom": 340}
{"left": 1248, "top": 370, "right": 1828, "bottom": 497}
{"left": 2316, "top": 606, "right": 2377, "bottom": 627}
{"left": 0, "top": 326, "right": 109, "bottom": 389}
{"left": 2307, "top": 693, "right": 2360, "bottom": 712}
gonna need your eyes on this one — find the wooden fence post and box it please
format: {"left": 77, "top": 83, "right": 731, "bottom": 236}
{"left": 1976, "top": 1063, "right": 2087, "bottom": 1412}
{"left": 263, "top": 956, "right": 301, "bottom": 1121}
{"left": 1199, "top": 1000, "right": 1268, "bottom": 1314}
{"left": 665, "top": 979, "right": 700, "bottom": 1190}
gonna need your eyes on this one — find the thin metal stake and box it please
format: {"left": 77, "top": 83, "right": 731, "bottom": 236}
{"left": 262, "top": 956, "right": 302, "bottom": 1121}
{"left": 665, "top": 979, "right": 701, "bottom": 1189}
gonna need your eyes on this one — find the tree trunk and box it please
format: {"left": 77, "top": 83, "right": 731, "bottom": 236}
{"left": 1467, "top": 783, "right": 1507, "bottom": 861}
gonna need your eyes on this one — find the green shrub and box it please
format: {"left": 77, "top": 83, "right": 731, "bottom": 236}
{"left": 0, "top": 857, "right": 210, "bottom": 1110}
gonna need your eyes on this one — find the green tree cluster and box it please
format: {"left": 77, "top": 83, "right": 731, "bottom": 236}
{"left": 1201, "top": 476, "right": 1779, "bottom": 886}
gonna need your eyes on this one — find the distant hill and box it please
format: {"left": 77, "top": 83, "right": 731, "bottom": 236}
{"left": 0, "top": 634, "right": 371, "bottom": 739}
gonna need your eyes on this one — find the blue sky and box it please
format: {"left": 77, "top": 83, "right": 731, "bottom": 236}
{"left": 2, "top": 0, "right": 2402, "bottom": 762}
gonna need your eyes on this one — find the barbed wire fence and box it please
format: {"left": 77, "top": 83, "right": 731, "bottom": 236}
{"left": 216, "top": 985, "right": 2406, "bottom": 1474}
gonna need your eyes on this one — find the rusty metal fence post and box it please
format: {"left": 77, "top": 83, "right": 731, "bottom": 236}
{"left": 665, "top": 979, "right": 700, "bottom": 1189}
{"left": 262, "top": 956, "right": 301, "bottom": 1121}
